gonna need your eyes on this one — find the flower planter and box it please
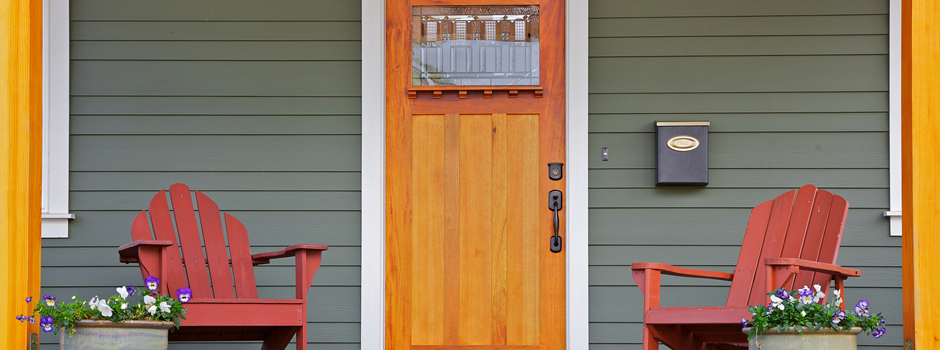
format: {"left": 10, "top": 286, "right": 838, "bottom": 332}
{"left": 59, "top": 320, "right": 174, "bottom": 350}
{"left": 742, "top": 327, "right": 862, "bottom": 350}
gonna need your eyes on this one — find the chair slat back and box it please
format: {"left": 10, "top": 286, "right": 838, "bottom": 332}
{"left": 169, "top": 184, "right": 214, "bottom": 297}
{"left": 727, "top": 185, "right": 849, "bottom": 307}
{"left": 196, "top": 191, "right": 237, "bottom": 299}
{"left": 147, "top": 190, "right": 189, "bottom": 295}
{"left": 225, "top": 213, "right": 259, "bottom": 299}
{"left": 130, "top": 184, "right": 260, "bottom": 301}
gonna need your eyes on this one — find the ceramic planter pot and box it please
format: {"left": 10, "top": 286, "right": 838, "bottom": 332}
{"left": 59, "top": 320, "right": 174, "bottom": 350}
{"left": 742, "top": 327, "right": 862, "bottom": 350}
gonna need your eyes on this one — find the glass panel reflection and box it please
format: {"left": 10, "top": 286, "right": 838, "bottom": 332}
{"left": 412, "top": 6, "right": 539, "bottom": 86}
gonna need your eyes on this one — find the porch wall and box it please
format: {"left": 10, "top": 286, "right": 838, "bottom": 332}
{"left": 587, "top": 1, "right": 901, "bottom": 349}
{"left": 40, "top": 0, "right": 362, "bottom": 348}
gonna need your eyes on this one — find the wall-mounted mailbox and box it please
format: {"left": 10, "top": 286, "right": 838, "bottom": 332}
{"left": 656, "top": 121, "right": 709, "bottom": 185}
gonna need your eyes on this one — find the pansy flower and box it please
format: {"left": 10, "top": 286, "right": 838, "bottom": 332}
{"left": 39, "top": 317, "right": 54, "bottom": 333}
{"left": 144, "top": 295, "right": 156, "bottom": 305}
{"left": 147, "top": 304, "right": 157, "bottom": 315}
{"left": 833, "top": 289, "right": 843, "bottom": 305}
{"left": 117, "top": 286, "right": 129, "bottom": 299}
{"left": 812, "top": 284, "right": 826, "bottom": 303}
{"left": 126, "top": 285, "right": 137, "bottom": 296}
{"left": 43, "top": 295, "right": 55, "bottom": 307}
{"left": 24, "top": 297, "right": 32, "bottom": 303}
{"left": 145, "top": 276, "right": 160, "bottom": 291}
{"left": 775, "top": 289, "right": 790, "bottom": 300}
{"left": 831, "top": 311, "right": 846, "bottom": 325}
{"left": 97, "top": 299, "right": 113, "bottom": 317}
{"left": 15, "top": 315, "right": 26, "bottom": 323}
{"left": 873, "top": 327, "right": 887, "bottom": 339}
{"left": 741, "top": 318, "right": 748, "bottom": 328}
{"left": 798, "top": 285, "right": 814, "bottom": 305}
{"left": 89, "top": 296, "right": 99, "bottom": 309}
{"left": 160, "top": 301, "right": 171, "bottom": 313}
{"left": 176, "top": 287, "right": 192, "bottom": 303}
{"left": 769, "top": 295, "right": 785, "bottom": 311}
{"left": 27, "top": 316, "right": 36, "bottom": 324}
{"left": 855, "top": 300, "right": 871, "bottom": 316}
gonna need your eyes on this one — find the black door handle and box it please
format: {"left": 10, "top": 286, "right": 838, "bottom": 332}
{"left": 548, "top": 190, "right": 562, "bottom": 253}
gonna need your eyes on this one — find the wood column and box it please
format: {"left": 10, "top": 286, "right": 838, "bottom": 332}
{"left": 903, "top": 0, "right": 940, "bottom": 348}
{"left": 1, "top": 0, "right": 44, "bottom": 347}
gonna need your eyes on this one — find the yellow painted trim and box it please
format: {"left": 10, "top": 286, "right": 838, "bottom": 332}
{"left": 1, "top": 0, "right": 43, "bottom": 347}
{"left": 905, "top": 0, "right": 940, "bottom": 348}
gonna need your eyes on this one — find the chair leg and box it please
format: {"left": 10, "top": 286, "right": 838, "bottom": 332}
{"left": 296, "top": 322, "right": 307, "bottom": 350}
{"left": 262, "top": 327, "right": 299, "bottom": 350}
{"left": 643, "top": 324, "right": 659, "bottom": 350}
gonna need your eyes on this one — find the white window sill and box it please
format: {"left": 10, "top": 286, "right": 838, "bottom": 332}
{"left": 41, "top": 213, "right": 74, "bottom": 238}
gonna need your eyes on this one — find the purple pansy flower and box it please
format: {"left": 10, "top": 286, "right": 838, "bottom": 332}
{"left": 855, "top": 300, "right": 871, "bottom": 316}
{"left": 127, "top": 285, "right": 137, "bottom": 296}
{"left": 798, "top": 286, "right": 814, "bottom": 305}
{"left": 145, "top": 276, "right": 160, "bottom": 291}
{"left": 873, "top": 327, "right": 887, "bottom": 339}
{"left": 42, "top": 295, "right": 55, "bottom": 307}
{"left": 775, "top": 289, "right": 790, "bottom": 300}
{"left": 831, "top": 311, "right": 846, "bottom": 325}
{"left": 27, "top": 316, "right": 36, "bottom": 324}
{"left": 25, "top": 297, "right": 32, "bottom": 303}
{"left": 39, "top": 317, "right": 54, "bottom": 333}
{"left": 15, "top": 315, "right": 26, "bottom": 323}
{"left": 176, "top": 287, "right": 192, "bottom": 303}
{"left": 741, "top": 318, "right": 748, "bottom": 328}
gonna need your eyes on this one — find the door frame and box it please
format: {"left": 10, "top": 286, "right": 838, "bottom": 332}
{"left": 361, "top": 1, "right": 589, "bottom": 349}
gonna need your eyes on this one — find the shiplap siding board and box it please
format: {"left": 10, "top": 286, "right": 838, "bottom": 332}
{"left": 587, "top": 1, "right": 899, "bottom": 350}
{"left": 42, "top": 0, "right": 362, "bottom": 348}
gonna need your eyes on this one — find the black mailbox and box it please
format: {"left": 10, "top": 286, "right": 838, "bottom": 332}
{"left": 656, "top": 121, "right": 709, "bottom": 185}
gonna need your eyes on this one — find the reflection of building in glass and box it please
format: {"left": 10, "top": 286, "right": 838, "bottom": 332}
{"left": 412, "top": 6, "right": 540, "bottom": 86}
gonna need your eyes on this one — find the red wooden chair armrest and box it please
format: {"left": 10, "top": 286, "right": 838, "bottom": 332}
{"left": 118, "top": 240, "right": 174, "bottom": 264}
{"left": 250, "top": 244, "right": 329, "bottom": 265}
{"left": 764, "top": 258, "right": 861, "bottom": 278}
{"left": 631, "top": 262, "right": 734, "bottom": 281}
{"left": 250, "top": 244, "right": 329, "bottom": 298}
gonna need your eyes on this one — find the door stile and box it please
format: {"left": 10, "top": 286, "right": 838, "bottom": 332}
{"left": 491, "top": 114, "right": 509, "bottom": 346}
{"left": 539, "top": 0, "right": 566, "bottom": 349}
{"left": 386, "top": 2, "right": 413, "bottom": 350}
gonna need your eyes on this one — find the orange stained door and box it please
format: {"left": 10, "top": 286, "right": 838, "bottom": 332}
{"left": 385, "top": 1, "right": 566, "bottom": 350}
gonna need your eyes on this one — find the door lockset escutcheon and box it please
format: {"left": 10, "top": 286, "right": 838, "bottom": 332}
{"left": 548, "top": 163, "right": 563, "bottom": 181}
{"left": 548, "top": 190, "right": 562, "bottom": 253}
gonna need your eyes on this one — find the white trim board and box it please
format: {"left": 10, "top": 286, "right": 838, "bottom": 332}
{"left": 41, "top": 0, "right": 73, "bottom": 238}
{"left": 360, "top": 0, "right": 385, "bottom": 348}
{"left": 359, "top": 0, "right": 591, "bottom": 348}
{"left": 886, "top": 0, "right": 902, "bottom": 236}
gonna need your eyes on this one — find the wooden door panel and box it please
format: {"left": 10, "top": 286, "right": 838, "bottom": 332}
{"left": 388, "top": 1, "right": 565, "bottom": 348}
{"left": 410, "top": 114, "right": 542, "bottom": 347}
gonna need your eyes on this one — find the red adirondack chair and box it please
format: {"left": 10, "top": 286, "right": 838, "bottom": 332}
{"left": 117, "top": 183, "right": 328, "bottom": 350}
{"left": 631, "top": 185, "right": 862, "bottom": 350}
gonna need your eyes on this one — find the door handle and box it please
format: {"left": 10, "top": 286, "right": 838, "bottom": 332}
{"left": 548, "top": 190, "right": 562, "bottom": 253}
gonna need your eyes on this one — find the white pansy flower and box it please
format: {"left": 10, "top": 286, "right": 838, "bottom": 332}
{"left": 116, "top": 286, "right": 129, "bottom": 299}
{"left": 833, "top": 289, "right": 843, "bottom": 305}
{"left": 97, "top": 300, "right": 113, "bottom": 317}
{"left": 159, "top": 301, "right": 171, "bottom": 313}
{"left": 813, "top": 284, "right": 826, "bottom": 303}
{"left": 121, "top": 303, "right": 128, "bottom": 310}
{"left": 144, "top": 295, "right": 156, "bottom": 305}
{"left": 769, "top": 295, "right": 785, "bottom": 311}
{"left": 148, "top": 305, "right": 157, "bottom": 315}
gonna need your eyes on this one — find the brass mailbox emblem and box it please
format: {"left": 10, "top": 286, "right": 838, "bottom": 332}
{"left": 666, "top": 135, "right": 700, "bottom": 152}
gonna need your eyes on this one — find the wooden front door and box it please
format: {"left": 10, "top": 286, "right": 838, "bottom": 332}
{"left": 386, "top": 1, "right": 566, "bottom": 350}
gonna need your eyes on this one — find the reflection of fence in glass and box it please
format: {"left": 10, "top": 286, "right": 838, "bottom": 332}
{"left": 412, "top": 6, "right": 539, "bottom": 86}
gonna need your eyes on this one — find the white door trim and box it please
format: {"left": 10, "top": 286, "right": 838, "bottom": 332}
{"left": 360, "top": 1, "right": 589, "bottom": 348}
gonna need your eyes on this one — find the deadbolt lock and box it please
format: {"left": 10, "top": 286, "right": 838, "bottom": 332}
{"left": 548, "top": 162, "right": 563, "bottom": 181}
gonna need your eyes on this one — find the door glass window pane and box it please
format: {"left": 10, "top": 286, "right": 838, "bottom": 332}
{"left": 412, "top": 6, "right": 539, "bottom": 86}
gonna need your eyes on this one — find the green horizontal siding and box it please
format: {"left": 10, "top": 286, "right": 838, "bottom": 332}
{"left": 588, "top": 1, "right": 899, "bottom": 349}
{"left": 43, "top": 0, "right": 362, "bottom": 348}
